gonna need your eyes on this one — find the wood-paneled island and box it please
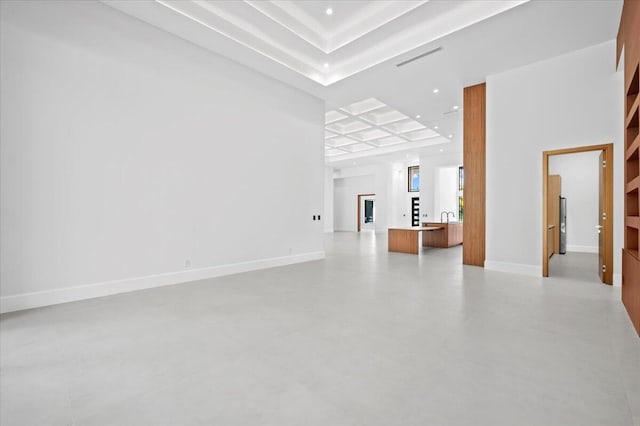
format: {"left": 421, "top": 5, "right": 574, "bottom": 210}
{"left": 421, "top": 222, "right": 464, "bottom": 248}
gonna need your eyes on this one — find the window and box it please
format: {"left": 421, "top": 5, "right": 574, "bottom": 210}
{"left": 458, "top": 166, "right": 464, "bottom": 222}
{"left": 408, "top": 166, "right": 419, "bottom": 192}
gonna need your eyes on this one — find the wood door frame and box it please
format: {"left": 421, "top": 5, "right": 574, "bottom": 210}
{"left": 357, "top": 193, "right": 375, "bottom": 232}
{"left": 542, "top": 143, "right": 613, "bottom": 283}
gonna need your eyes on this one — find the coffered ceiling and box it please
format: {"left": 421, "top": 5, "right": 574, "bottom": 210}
{"left": 325, "top": 98, "right": 449, "bottom": 163}
{"left": 104, "top": 0, "right": 527, "bottom": 86}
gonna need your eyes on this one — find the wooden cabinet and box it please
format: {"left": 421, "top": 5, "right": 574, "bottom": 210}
{"left": 619, "top": 0, "right": 640, "bottom": 336}
{"left": 422, "top": 222, "right": 463, "bottom": 248}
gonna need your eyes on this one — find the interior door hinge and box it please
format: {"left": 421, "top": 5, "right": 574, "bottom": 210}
{"left": 602, "top": 264, "right": 606, "bottom": 273}
{"left": 602, "top": 160, "right": 607, "bottom": 168}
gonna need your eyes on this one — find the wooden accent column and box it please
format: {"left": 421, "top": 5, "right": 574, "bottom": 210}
{"left": 618, "top": 0, "right": 640, "bottom": 336}
{"left": 463, "top": 83, "right": 486, "bottom": 266}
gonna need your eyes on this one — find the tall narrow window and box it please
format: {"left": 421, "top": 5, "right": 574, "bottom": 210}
{"left": 458, "top": 166, "right": 464, "bottom": 222}
{"left": 408, "top": 166, "right": 420, "bottom": 192}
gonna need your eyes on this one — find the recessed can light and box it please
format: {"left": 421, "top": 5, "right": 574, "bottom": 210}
{"left": 416, "top": 114, "right": 421, "bottom": 119}
{"left": 326, "top": 7, "right": 333, "bottom": 15}
{"left": 439, "top": 148, "right": 444, "bottom": 152}
{"left": 434, "top": 126, "right": 439, "bottom": 129}
{"left": 448, "top": 134, "right": 453, "bottom": 138}
{"left": 452, "top": 105, "right": 459, "bottom": 110}
{"left": 323, "top": 63, "right": 329, "bottom": 69}
{"left": 433, "top": 89, "right": 439, "bottom": 93}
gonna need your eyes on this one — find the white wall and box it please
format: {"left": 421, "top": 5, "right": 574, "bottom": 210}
{"left": 0, "top": 1, "right": 325, "bottom": 312}
{"left": 333, "top": 174, "right": 375, "bottom": 232}
{"left": 324, "top": 166, "right": 334, "bottom": 232}
{"left": 419, "top": 151, "right": 463, "bottom": 222}
{"left": 435, "top": 167, "right": 460, "bottom": 222}
{"left": 389, "top": 162, "right": 419, "bottom": 227}
{"left": 485, "top": 40, "right": 623, "bottom": 280}
{"left": 332, "top": 161, "right": 419, "bottom": 232}
{"left": 549, "top": 151, "right": 600, "bottom": 253}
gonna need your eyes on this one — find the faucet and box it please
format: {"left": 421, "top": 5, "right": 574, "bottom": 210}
{"left": 441, "top": 211, "right": 456, "bottom": 223}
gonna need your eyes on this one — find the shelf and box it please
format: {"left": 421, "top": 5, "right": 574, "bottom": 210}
{"left": 627, "top": 216, "right": 640, "bottom": 229}
{"left": 625, "top": 133, "right": 640, "bottom": 160}
{"left": 624, "top": 248, "right": 640, "bottom": 262}
{"left": 625, "top": 97, "right": 639, "bottom": 129}
{"left": 627, "top": 187, "right": 639, "bottom": 216}
{"left": 626, "top": 63, "right": 639, "bottom": 98}
{"left": 626, "top": 175, "right": 640, "bottom": 193}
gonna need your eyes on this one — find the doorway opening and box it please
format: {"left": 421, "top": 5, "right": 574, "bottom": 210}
{"left": 542, "top": 144, "right": 613, "bottom": 284}
{"left": 357, "top": 193, "right": 375, "bottom": 232}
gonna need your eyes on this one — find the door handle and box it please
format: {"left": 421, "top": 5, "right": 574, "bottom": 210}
{"left": 595, "top": 225, "right": 603, "bottom": 229}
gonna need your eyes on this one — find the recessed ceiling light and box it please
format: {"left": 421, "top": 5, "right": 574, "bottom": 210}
{"left": 323, "top": 63, "right": 329, "bottom": 69}
{"left": 326, "top": 7, "right": 333, "bottom": 15}
{"left": 439, "top": 148, "right": 444, "bottom": 152}
{"left": 433, "top": 89, "right": 439, "bottom": 93}
{"left": 452, "top": 105, "right": 459, "bottom": 110}
{"left": 448, "top": 134, "right": 453, "bottom": 138}
{"left": 352, "top": 161, "right": 356, "bottom": 165}
{"left": 415, "top": 114, "right": 421, "bottom": 119}
{"left": 433, "top": 126, "right": 439, "bottom": 130}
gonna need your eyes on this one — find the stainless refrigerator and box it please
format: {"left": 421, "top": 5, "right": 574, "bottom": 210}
{"left": 559, "top": 197, "right": 567, "bottom": 254}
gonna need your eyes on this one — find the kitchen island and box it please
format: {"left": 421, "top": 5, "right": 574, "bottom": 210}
{"left": 421, "top": 222, "right": 463, "bottom": 248}
{"left": 388, "top": 226, "right": 444, "bottom": 254}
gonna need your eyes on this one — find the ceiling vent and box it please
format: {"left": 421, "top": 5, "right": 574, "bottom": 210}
{"left": 396, "top": 47, "right": 443, "bottom": 67}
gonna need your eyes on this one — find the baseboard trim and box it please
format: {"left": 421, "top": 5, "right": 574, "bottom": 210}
{"left": 566, "top": 245, "right": 598, "bottom": 253}
{"left": 484, "top": 260, "right": 540, "bottom": 277}
{"left": 0, "top": 251, "right": 325, "bottom": 314}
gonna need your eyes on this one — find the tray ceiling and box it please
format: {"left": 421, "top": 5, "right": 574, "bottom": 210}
{"left": 104, "top": 0, "right": 528, "bottom": 86}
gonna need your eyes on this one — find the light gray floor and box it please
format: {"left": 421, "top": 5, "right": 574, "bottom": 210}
{"left": 1, "top": 232, "right": 639, "bottom": 426}
{"left": 549, "top": 251, "right": 601, "bottom": 283}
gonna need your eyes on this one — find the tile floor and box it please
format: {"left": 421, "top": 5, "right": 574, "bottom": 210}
{"left": 1, "top": 232, "right": 639, "bottom": 425}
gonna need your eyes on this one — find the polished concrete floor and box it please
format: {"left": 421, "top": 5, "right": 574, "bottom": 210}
{"left": 549, "top": 251, "right": 601, "bottom": 283}
{"left": 1, "top": 232, "right": 639, "bottom": 425}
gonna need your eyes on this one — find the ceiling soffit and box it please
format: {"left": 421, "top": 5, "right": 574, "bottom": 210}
{"left": 104, "top": 0, "right": 529, "bottom": 86}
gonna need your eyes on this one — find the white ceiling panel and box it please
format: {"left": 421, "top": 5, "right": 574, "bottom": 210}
{"left": 325, "top": 148, "right": 348, "bottom": 156}
{"left": 325, "top": 136, "right": 358, "bottom": 148}
{"left": 348, "top": 128, "right": 391, "bottom": 142}
{"left": 368, "top": 136, "right": 407, "bottom": 147}
{"left": 325, "top": 118, "right": 371, "bottom": 135}
{"left": 382, "top": 119, "right": 426, "bottom": 134}
{"left": 340, "top": 143, "right": 376, "bottom": 153}
{"left": 325, "top": 110, "right": 348, "bottom": 123}
{"left": 339, "top": 97, "right": 386, "bottom": 115}
{"left": 403, "top": 128, "right": 440, "bottom": 141}
{"left": 359, "top": 107, "right": 408, "bottom": 126}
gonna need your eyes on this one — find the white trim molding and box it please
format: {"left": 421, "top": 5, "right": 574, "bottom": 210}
{"left": 0, "top": 251, "right": 325, "bottom": 314}
{"left": 566, "top": 245, "right": 599, "bottom": 253}
{"left": 484, "top": 260, "right": 541, "bottom": 277}
{"left": 613, "top": 273, "right": 621, "bottom": 287}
